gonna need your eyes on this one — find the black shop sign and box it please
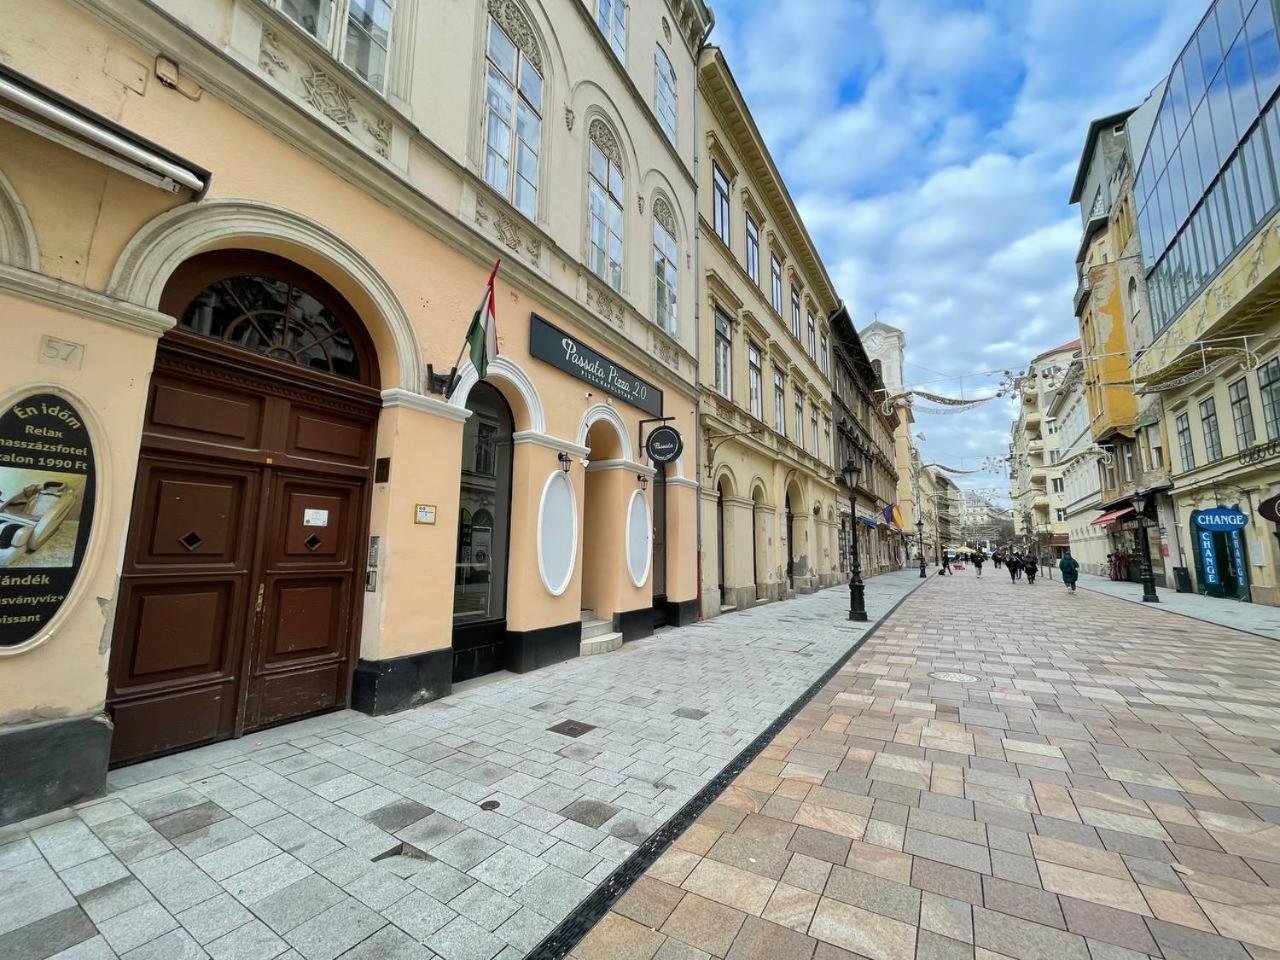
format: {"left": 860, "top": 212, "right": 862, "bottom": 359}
{"left": 0, "top": 393, "right": 96, "bottom": 647}
{"left": 645, "top": 425, "right": 683, "bottom": 464}
{"left": 529, "top": 313, "right": 663, "bottom": 417}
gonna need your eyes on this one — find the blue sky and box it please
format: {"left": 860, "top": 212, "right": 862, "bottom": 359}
{"left": 709, "top": 0, "right": 1211, "bottom": 502}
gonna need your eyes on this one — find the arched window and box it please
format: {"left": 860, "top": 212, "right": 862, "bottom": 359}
{"left": 653, "top": 196, "right": 678, "bottom": 335}
{"left": 654, "top": 46, "right": 677, "bottom": 142}
{"left": 164, "top": 251, "right": 372, "bottom": 384}
{"left": 483, "top": 1, "right": 543, "bottom": 219}
{"left": 588, "top": 119, "right": 625, "bottom": 290}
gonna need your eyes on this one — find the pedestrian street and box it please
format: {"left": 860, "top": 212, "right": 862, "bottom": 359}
{"left": 574, "top": 568, "right": 1280, "bottom": 960}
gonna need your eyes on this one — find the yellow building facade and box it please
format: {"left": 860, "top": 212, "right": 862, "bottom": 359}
{"left": 0, "top": 0, "right": 712, "bottom": 821}
{"left": 696, "top": 49, "right": 840, "bottom": 617}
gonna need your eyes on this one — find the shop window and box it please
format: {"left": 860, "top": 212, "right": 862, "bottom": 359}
{"left": 455, "top": 382, "right": 513, "bottom": 628}
{"left": 588, "top": 121, "right": 624, "bottom": 290}
{"left": 483, "top": 11, "right": 542, "bottom": 220}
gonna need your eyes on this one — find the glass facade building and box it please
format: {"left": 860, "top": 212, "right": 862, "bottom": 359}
{"left": 1137, "top": 0, "right": 1280, "bottom": 334}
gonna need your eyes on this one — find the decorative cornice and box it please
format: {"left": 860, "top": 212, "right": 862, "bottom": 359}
{"left": 513, "top": 430, "right": 589, "bottom": 457}
{"left": 380, "top": 387, "right": 471, "bottom": 422}
{"left": 0, "top": 262, "right": 174, "bottom": 337}
{"left": 586, "top": 457, "right": 658, "bottom": 477}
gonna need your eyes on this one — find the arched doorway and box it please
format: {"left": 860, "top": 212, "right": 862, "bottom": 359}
{"left": 784, "top": 493, "right": 795, "bottom": 591}
{"left": 581, "top": 418, "right": 626, "bottom": 624}
{"left": 107, "top": 251, "right": 381, "bottom": 765}
{"left": 750, "top": 483, "right": 767, "bottom": 600}
{"left": 452, "top": 382, "right": 514, "bottom": 680}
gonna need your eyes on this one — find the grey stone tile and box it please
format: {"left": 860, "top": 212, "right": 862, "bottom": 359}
{"left": 48, "top": 934, "right": 118, "bottom": 959}
{"left": 363, "top": 802, "right": 432, "bottom": 835}
{"left": 407, "top": 859, "right": 475, "bottom": 902}
{"left": 120, "top": 928, "right": 207, "bottom": 960}
{"left": 467, "top": 846, "right": 547, "bottom": 897}
{"left": 344, "top": 868, "right": 413, "bottom": 911}
{"left": 431, "top": 832, "right": 503, "bottom": 872}
{"left": 426, "top": 915, "right": 504, "bottom": 960}
{"left": 540, "top": 841, "right": 601, "bottom": 878}
{"left": 283, "top": 898, "right": 386, "bottom": 960}
{"left": 980, "top": 876, "right": 1063, "bottom": 929}
{"left": 222, "top": 853, "right": 313, "bottom": 906}
{"left": 172, "top": 819, "right": 255, "bottom": 861}
{"left": 58, "top": 856, "right": 130, "bottom": 897}
{"left": 972, "top": 906, "right": 1089, "bottom": 960}
{"left": 920, "top": 892, "right": 972, "bottom": 945}
{"left": 252, "top": 876, "right": 346, "bottom": 936}
{"left": 131, "top": 849, "right": 223, "bottom": 913}
{"left": 97, "top": 901, "right": 179, "bottom": 955}
{"left": 448, "top": 883, "right": 518, "bottom": 932}
{"left": 206, "top": 919, "right": 288, "bottom": 960}
{"left": 511, "top": 864, "right": 594, "bottom": 921}
{"left": 989, "top": 850, "right": 1041, "bottom": 888}
{"left": 132, "top": 788, "right": 210, "bottom": 822}
{"left": 333, "top": 926, "right": 434, "bottom": 960}
{"left": 149, "top": 803, "right": 230, "bottom": 841}
{"left": 1145, "top": 917, "right": 1251, "bottom": 960}
{"left": 492, "top": 908, "right": 555, "bottom": 953}
{"left": 31, "top": 821, "right": 111, "bottom": 872}
{"left": 903, "top": 830, "right": 991, "bottom": 875}
{"left": 78, "top": 878, "right": 153, "bottom": 925}
{"left": 175, "top": 892, "right": 255, "bottom": 945}
{"left": 197, "top": 837, "right": 282, "bottom": 882}
{"left": 824, "top": 865, "right": 920, "bottom": 924}
{"left": 558, "top": 799, "right": 618, "bottom": 830}
{"left": 382, "top": 891, "right": 455, "bottom": 942}
{"left": 90, "top": 816, "right": 173, "bottom": 865}
{"left": 396, "top": 815, "right": 466, "bottom": 852}
{"left": 915, "top": 930, "right": 973, "bottom": 960}
{"left": 0, "top": 905, "right": 96, "bottom": 960}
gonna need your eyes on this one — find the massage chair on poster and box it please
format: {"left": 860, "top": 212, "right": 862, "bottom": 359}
{"left": 0, "top": 481, "right": 77, "bottom": 566}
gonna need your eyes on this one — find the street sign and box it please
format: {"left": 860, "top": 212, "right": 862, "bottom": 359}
{"left": 645, "top": 425, "right": 683, "bottom": 464}
{"left": 1193, "top": 506, "right": 1248, "bottom": 531}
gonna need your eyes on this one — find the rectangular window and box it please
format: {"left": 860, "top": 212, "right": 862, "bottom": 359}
{"left": 714, "top": 310, "right": 732, "bottom": 399}
{"left": 654, "top": 46, "right": 677, "bottom": 142}
{"left": 712, "top": 163, "right": 731, "bottom": 245}
{"left": 588, "top": 142, "right": 624, "bottom": 290}
{"left": 748, "top": 342, "right": 762, "bottom": 419}
{"left": 790, "top": 286, "right": 801, "bottom": 339}
{"left": 824, "top": 417, "right": 832, "bottom": 466}
{"left": 1122, "top": 445, "right": 1135, "bottom": 482}
{"left": 819, "top": 333, "right": 829, "bottom": 376}
{"left": 343, "top": 0, "right": 393, "bottom": 89}
{"left": 745, "top": 214, "right": 760, "bottom": 284}
{"left": 1229, "top": 377, "right": 1257, "bottom": 450}
{"left": 1176, "top": 412, "right": 1195, "bottom": 471}
{"left": 280, "top": 0, "right": 333, "bottom": 41}
{"left": 811, "top": 410, "right": 819, "bottom": 457}
{"left": 653, "top": 218, "right": 678, "bottom": 335}
{"left": 598, "top": 0, "right": 628, "bottom": 61}
{"left": 795, "top": 393, "right": 804, "bottom": 447}
{"left": 1260, "top": 358, "right": 1280, "bottom": 439}
{"left": 807, "top": 312, "right": 816, "bottom": 358}
{"left": 1200, "top": 396, "right": 1223, "bottom": 461}
{"left": 1051, "top": 477, "right": 1064, "bottom": 494}
{"left": 770, "top": 255, "right": 783, "bottom": 314}
{"left": 774, "top": 367, "right": 786, "bottom": 437}
{"left": 483, "top": 17, "right": 542, "bottom": 219}
{"left": 1056, "top": 508, "right": 1067, "bottom": 523}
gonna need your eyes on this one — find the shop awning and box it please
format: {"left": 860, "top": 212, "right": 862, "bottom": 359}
{"left": 1091, "top": 506, "right": 1134, "bottom": 526}
{"left": 857, "top": 516, "right": 878, "bottom": 528}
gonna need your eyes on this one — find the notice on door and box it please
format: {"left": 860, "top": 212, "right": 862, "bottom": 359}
{"left": 0, "top": 393, "right": 96, "bottom": 648}
{"left": 303, "top": 509, "right": 329, "bottom": 527}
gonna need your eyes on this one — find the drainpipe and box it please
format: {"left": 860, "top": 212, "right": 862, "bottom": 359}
{"left": 692, "top": 12, "right": 714, "bottom": 618}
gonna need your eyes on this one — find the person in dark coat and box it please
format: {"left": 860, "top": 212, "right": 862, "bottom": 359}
{"left": 1059, "top": 550, "right": 1080, "bottom": 595}
{"left": 941, "top": 552, "right": 952, "bottom": 575}
{"left": 993, "top": 550, "right": 1003, "bottom": 569}
{"left": 1006, "top": 552, "right": 1022, "bottom": 583}
{"left": 972, "top": 552, "right": 985, "bottom": 578}
{"left": 1024, "top": 553, "right": 1039, "bottom": 584}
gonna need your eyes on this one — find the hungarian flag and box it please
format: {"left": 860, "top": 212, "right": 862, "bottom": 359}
{"left": 466, "top": 260, "right": 501, "bottom": 379}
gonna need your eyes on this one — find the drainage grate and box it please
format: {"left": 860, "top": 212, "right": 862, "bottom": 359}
{"left": 929, "top": 671, "right": 979, "bottom": 683}
{"left": 547, "top": 719, "right": 596, "bottom": 738}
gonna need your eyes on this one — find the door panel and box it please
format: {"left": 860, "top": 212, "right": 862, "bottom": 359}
{"left": 148, "top": 374, "right": 264, "bottom": 447}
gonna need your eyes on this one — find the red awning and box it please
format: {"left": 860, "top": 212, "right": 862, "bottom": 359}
{"left": 1091, "top": 506, "right": 1134, "bottom": 526}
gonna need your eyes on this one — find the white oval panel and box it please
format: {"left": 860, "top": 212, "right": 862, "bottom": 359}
{"left": 537, "top": 471, "right": 578, "bottom": 596}
{"left": 626, "top": 489, "right": 651, "bottom": 587}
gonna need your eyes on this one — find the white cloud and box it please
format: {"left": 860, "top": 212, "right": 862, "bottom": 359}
{"left": 712, "top": 0, "right": 1209, "bottom": 499}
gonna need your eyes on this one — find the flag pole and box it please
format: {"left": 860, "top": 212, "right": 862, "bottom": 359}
{"left": 444, "top": 259, "right": 500, "bottom": 399}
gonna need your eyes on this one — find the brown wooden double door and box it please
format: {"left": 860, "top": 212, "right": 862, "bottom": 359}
{"left": 107, "top": 335, "right": 378, "bottom": 765}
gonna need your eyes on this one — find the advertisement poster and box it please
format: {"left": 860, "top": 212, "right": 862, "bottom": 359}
{"left": 0, "top": 393, "right": 96, "bottom": 647}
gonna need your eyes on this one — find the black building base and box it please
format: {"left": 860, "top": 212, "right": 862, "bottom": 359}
{"left": 351, "top": 648, "right": 452, "bottom": 716}
{"left": 665, "top": 598, "right": 698, "bottom": 626}
{"left": 0, "top": 714, "right": 111, "bottom": 826}
{"left": 506, "top": 621, "right": 580, "bottom": 673}
{"left": 614, "top": 607, "right": 655, "bottom": 642}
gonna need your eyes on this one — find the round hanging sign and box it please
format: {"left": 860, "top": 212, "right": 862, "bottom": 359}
{"left": 0, "top": 393, "right": 96, "bottom": 648}
{"left": 1259, "top": 488, "right": 1280, "bottom": 524}
{"left": 645, "top": 425, "right": 683, "bottom": 465}
{"left": 1193, "top": 506, "right": 1249, "bottom": 531}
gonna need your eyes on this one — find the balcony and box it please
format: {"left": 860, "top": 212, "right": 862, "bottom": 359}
{"left": 1073, "top": 272, "right": 1093, "bottom": 315}
{"left": 1024, "top": 407, "right": 1041, "bottom": 428}
{"left": 1029, "top": 466, "right": 1047, "bottom": 485}
{"left": 1028, "top": 439, "right": 1044, "bottom": 455}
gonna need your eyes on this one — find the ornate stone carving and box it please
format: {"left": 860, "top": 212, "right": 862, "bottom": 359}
{"left": 565, "top": 106, "right": 575, "bottom": 131}
{"left": 301, "top": 64, "right": 356, "bottom": 128}
{"left": 652, "top": 196, "right": 676, "bottom": 235}
{"left": 494, "top": 210, "right": 522, "bottom": 250}
{"left": 1248, "top": 234, "right": 1269, "bottom": 285}
{"left": 259, "top": 28, "right": 289, "bottom": 77}
{"left": 1212, "top": 280, "right": 1233, "bottom": 312}
{"left": 651, "top": 331, "right": 680, "bottom": 372}
{"left": 363, "top": 117, "right": 391, "bottom": 159}
{"left": 589, "top": 118, "right": 622, "bottom": 168}
{"left": 586, "top": 286, "right": 624, "bottom": 328}
{"left": 637, "top": 195, "right": 644, "bottom": 215}
{"left": 487, "top": 0, "right": 542, "bottom": 73}
{"left": 525, "top": 235, "right": 541, "bottom": 260}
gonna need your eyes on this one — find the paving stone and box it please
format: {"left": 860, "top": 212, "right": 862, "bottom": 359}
{"left": 915, "top": 929, "right": 974, "bottom": 960}
{"left": 660, "top": 892, "right": 746, "bottom": 958}
{"left": 971, "top": 905, "right": 1090, "bottom": 960}
{"left": 252, "top": 875, "right": 346, "bottom": 936}
{"left": 432, "top": 832, "right": 504, "bottom": 872}
{"left": 824, "top": 865, "right": 919, "bottom": 924}
{"left": 1058, "top": 897, "right": 1158, "bottom": 955}
{"left": 175, "top": 892, "right": 255, "bottom": 944}
{"left": 149, "top": 802, "right": 230, "bottom": 840}
{"left": 130, "top": 848, "right": 222, "bottom": 913}
{"left": 120, "top": 928, "right": 207, "bottom": 960}
{"left": 904, "top": 829, "right": 992, "bottom": 875}
{"left": 979, "top": 876, "right": 1063, "bottom": 929}
{"left": 808, "top": 895, "right": 917, "bottom": 960}
{"left": 77, "top": 877, "right": 151, "bottom": 924}
{"left": 492, "top": 906, "right": 555, "bottom": 953}
{"left": 0, "top": 906, "right": 97, "bottom": 960}
{"left": 206, "top": 918, "right": 288, "bottom": 960}
{"left": 1145, "top": 917, "right": 1252, "bottom": 959}
{"left": 614, "top": 876, "right": 685, "bottom": 929}
{"left": 725, "top": 915, "right": 816, "bottom": 960}
{"left": 427, "top": 915, "right": 504, "bottom": 960}
{"left": 333, "top": 925, "right": 434, "bottom": 960}
{"left": 467, "top": 845, "right": 547, "bottom": 896}
{"left": 96, "top": 900, "right": 178, "bottom": 954}
{"left": 920, "top": 892, "right": 973, "bottom": 944}
{"left": 57, "top": 856, "right": 130, "bottom": 897}
{"left": 283, "top": 898, "right": 386, "bottom": 960}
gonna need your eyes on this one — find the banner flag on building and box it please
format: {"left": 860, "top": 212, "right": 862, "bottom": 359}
{"left": 466, "top": 260, "right": 501, "bottom": 380}
{"left": 884, "top": 504, "right": 905, "bottom": 531}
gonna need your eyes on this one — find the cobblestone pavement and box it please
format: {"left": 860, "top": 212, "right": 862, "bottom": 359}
{"left": 1078, "top": 573, "right": 1280, "bottom": 641}
{"left": 0, "top": 570, "right": 922, "bottom": 960}
{"left": 573, "top": 567, "right": 1280, "bottom": 960}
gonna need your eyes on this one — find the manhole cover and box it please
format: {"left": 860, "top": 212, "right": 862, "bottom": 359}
{"left": 547, "top": 719, "right": 597, "bottom": 738}
{"left": 929, "top": 671, "right": 979, "bottom": 683}
{"left": 479, "top": 800, "right": 500, "bottom": 811}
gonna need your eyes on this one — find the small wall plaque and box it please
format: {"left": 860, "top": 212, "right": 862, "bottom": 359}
{"left": 303, "top": 509, "right": 329, "bottom": 527}
{"left": 415, "top": 503, "right": 437, "bottom": 525}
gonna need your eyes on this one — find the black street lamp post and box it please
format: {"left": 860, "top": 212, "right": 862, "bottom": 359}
{"left": 916, "top": 518, "right": 927, "bottom": 578}
{"left": 843, "top": 458, "right": 869, "bottom": 622}
{"left": 1132, "top": 492, "right": 1159, "bottom": 603}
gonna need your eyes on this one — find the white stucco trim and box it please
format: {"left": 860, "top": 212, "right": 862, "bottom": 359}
{"left": 625, "top": 489, "right": 652, "bottom": 588}
{"left": 537, "top": 470, "right": 578, "bottom": 597}
{"left": 666, "top": 476, "right": 700, "bottom": 490}
{"left": 0, "top": 169, "right": 39, "bottom": 271}
{"left": 577, "top": 402, "right": 633, "bottom": 461}
{"left": 512, "top": 431, "right": 590, "bottom": 457}
{"left": 0, "top": 263, "right": 174, "bottom": 337}
{"left": 448, "top": 356, "right": 547, "bottom": 433}
{"left": 107, "top": 199, "right": 424, "bottom": 390}
{"left": 586, "top": 458, "right": 657, "bottom": 477}
{"left": 380, "top": 388, "right": 471, "bottom": 422}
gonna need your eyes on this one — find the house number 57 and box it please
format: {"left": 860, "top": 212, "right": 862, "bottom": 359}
{"left": 38, "top": 336, "right": 85, "bottom": 370}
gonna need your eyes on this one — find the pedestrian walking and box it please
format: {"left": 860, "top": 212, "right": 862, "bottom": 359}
{"left": 1024, "top": 553, "right": 1038, "bottom": 584}
{"left": 941, "top": 552, "right": 952, "bottom": 576}
{"left": 993, "top": 550, "right": 1003, "bottom": 570}
{"left": 1059, "top": 550, "right": 1080, "bottom": 595}
{"left": 1006, "top": 553, "right": 1022, "bottom": 583}
{"left": 972, "top": 552, "right": 985, "bottom": 578}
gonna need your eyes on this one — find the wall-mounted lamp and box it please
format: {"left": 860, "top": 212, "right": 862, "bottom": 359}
{"left": 557, "top": 452, "right": 572, "bottom": 473}
{"left": 638, "top": 473, "right": 649, "bottom": 491}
